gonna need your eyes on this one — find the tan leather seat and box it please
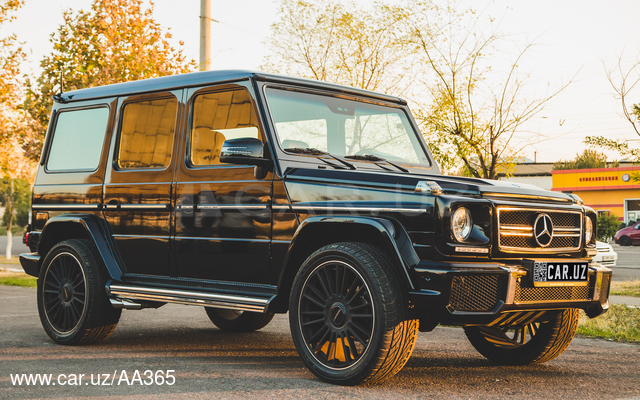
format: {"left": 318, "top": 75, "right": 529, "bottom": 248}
{"left": 191, "top": 128, "right": 226, "bottom": 165}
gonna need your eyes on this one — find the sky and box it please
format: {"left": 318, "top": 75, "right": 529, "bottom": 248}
{"left": 5, "top": 0, "right": 640, "bottom": 163}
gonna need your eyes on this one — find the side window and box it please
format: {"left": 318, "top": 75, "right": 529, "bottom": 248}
{"left": 190, "top": 89, "right": 260, "bottom": 166}
{"left": 47, "top": 107, "right": 110, "bottom": 171}
{"left": 118, "top": 97, "right": 178, "bottom": 169}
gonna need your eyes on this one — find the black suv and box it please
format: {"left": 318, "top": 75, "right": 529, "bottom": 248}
{"left": 20, "top": 70, "right": 611, "bottom": 385}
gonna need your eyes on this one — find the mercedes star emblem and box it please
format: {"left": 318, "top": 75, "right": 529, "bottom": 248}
{"left": 534, "top": 213, "right": 554, "bottom": 247}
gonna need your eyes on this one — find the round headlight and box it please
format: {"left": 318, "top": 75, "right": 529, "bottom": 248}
{"left": 585, "top": 217, "right": 593, "bottom": 244}
{"left": 451, "top": 207, "right": 473, "bottom": 242}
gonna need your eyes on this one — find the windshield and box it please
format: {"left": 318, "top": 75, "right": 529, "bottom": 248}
{"left": 264, "top": 88, "right": 430, "bottom": 166}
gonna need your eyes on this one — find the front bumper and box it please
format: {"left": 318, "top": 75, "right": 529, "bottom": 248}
{"left": 408, "top": 260, "right": 612, "bottom": 326}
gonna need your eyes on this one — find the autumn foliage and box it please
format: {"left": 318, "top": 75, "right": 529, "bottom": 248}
{"left": 24, "top": 0, "right": 196, "bottom": 159}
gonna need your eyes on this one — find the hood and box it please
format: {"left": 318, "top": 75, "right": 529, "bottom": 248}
{"left": 283, "top": 167, "right": 574, "bottom": 204}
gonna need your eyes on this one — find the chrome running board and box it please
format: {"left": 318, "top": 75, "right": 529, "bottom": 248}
{"left": 107, "top": 283, "right": 271, "bottom": 312}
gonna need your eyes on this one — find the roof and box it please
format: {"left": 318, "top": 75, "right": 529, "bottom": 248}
{"left": 57, "top": 70, "right": 406, "bottom": 105}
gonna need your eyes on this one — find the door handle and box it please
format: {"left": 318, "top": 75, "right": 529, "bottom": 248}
{"left": 102, "top": 200, "right": 120, "bottom": 211}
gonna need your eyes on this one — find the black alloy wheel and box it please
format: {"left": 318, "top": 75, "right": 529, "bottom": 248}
{"left": 289, "top": 242, "right": 419, "bottom": 385}
{"left": 619, "top": 236, "right": 632, "bottom": 246}
{"left": 37, "top": 239, "right": 121, "bottom": 345}
{"left": 472, "top": 322, "right": 542, "bottom": 348}
{"left": 42, "top": 252, "right": 87, "bottom": 334}
{"left": 298, "top": 259, "right": 374, "bottom": 368}
{"left": 464, "top": 308, "right": 580, "bottom": 365}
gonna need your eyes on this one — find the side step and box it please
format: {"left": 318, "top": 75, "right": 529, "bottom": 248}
{"left": 106, "top": 283, "right": 272, "bottom": 313}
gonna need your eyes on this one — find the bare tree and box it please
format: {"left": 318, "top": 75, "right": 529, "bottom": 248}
{"left": 407, "top": 6, "right": 572, "bottom": 179}
{"left": 605, "top": 52, "right": 640, "bottom": 136}
{"left": 262, "top": 0, "right": 414, "bottom": 95}
{"left": 584, "top": 53, "right": 640, "bottom": 163}
{"left": 262, "top": 0, "right": 572, "bottom": 179}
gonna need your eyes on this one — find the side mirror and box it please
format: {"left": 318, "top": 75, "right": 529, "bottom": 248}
{"left": 219, "top": 138, "right": 270, "bottom": 167}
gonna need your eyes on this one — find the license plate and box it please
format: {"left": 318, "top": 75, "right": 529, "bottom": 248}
{"left": 602, "top": 255, "right": 614, "bottom": 261}
{"left": 531, "top": 261, "right": 589, "bottom": 287}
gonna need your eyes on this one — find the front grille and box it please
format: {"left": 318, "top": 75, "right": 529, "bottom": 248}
{"left": 498, "top": 208, "right": 582, "bottom": 253}
{"left": 514, "top": 282, "right": 590, "bottom": 303}
{"left": 449, "top": 275, "right": 505, "bottom": 312}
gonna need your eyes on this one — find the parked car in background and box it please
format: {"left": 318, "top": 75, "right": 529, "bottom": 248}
{"left": 593, "top": 241, "right": 617, "bottom": 267}
{"left": 614, "top": 222, "right": 640, "bottom": 246}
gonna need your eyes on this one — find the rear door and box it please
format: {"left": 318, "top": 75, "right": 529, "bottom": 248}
{"left": 103, "top": 91, "right": 182, "bottom": 276}
{"left": 173, "top": 82, "right": 272, "bottom": 284}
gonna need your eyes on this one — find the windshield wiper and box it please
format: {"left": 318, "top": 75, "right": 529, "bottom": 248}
{"left": 286, "top": 148, "right": 356, "bottom": 170}
{"left": 344, "top": 154, "right": 409, "bottom": 173}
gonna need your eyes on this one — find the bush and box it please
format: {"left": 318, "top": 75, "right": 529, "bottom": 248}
{"left": 597, "top": 213, "right": 620, "bottom": 242}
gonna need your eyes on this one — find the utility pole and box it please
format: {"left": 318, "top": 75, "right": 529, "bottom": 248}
{"left": 199, "top": 0, "right": 211, "bottom": 71}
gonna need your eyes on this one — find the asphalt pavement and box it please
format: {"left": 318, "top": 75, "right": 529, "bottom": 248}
{"left": 0, "top": 285, "right": 638, "bottom": 400}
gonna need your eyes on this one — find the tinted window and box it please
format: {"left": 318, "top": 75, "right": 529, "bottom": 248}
{"left": 118, "top": 97, "right": 177, "bottom": 169}
{"left": 190, "top": 89, "right": 259, "bottom": 166}
{"left": 47, "top": 107, "right": 109, "bottom": 171}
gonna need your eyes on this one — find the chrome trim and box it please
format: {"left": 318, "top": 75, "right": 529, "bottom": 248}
{"left": 175, "top": 236, "right": 270, "bottom": 242}
{"left": 119, "top": 204, "right": 170, "bottom": 210}
{"left": 497, "top": 207, "right": 583, "bottom": 253}
{"left": 415, "top": 181, "right": 443, "bottom": 195}
{"left": 111, "top": 234, "right": 170, "bottom": 239}
{"left": 501, "top": 226, "right": 533, "bottom": 231}
{"left": 110, "top": 298, "right": 143, "bottom": 310}
{"left": 176, "top": 204, "right": 268, "bottom": 211}
{"left": 198, "top": 204, "right": 268, "bottom": 210}
{"left": 108, "top": 284, "right": 270, "bottom": 313}
{"left": 504, "top": 266, "right": 527, "bottom": 305}
{"left": 32, "top": 204, "right": 101, "bottom": 210}
{"left": 291, "top": 205, "right": 427, "bottom": 213}
{"left": 501, "top": 232, "right": 534, "bottom": 237}
{"left": 484, "top": 192, "right": 572, "bottom": 203}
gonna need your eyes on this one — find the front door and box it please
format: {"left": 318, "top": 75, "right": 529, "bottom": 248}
{"left": 103, "top": 91, "right": 182, "bottom": 276}
{"left": 173, "top": 83, "right": 272, "bottom": 284}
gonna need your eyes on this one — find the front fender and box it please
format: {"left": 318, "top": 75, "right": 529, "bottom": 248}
{"left": 278, "top": 216, "right": 420, "bottom": 297}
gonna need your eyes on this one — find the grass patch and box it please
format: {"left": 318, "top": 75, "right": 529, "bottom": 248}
{"left": 610, "top": 280, "right": 640, "bottom": 297}
{"left": 0, "top": 276, "right": 36, "bottom": 287}
{"left": 577, "top": 304, "right": 640, "bottom": 343}
{"left": 0, "top": 269, "right": 36, "bottom": 288}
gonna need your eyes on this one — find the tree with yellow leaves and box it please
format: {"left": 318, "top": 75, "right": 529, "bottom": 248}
{"left": 24, "top": 0, "right": 197, "bottom": 160}
{"left": 0, "top": 0, "right": 36, "bottom": 259}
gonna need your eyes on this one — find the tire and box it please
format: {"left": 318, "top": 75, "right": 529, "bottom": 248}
{"left": 619, "top": 236, "right": 631, "bottom": 246}
{"left": 37, "top": 239, "right": 121, "bottom": 345}
{"left": 289, "top": 242, "right": 418, "bottom": 385}
{"left": 204, "top": 308, "right": 275, "bottom": 332}
{"left": 463, "top": 308, "right": 580, "bottom": 365}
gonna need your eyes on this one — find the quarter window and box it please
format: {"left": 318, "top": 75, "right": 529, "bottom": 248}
{"left": 190, "top": 89, "right": 260, "bottom": 166}
{"left": 47, "top": 107, "right": 109, "bottom": 171}
{"left": 118, "top": 97, "right": 178, "bottom": 169}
